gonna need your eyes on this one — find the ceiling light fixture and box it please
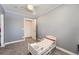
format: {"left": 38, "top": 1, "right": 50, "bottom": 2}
{"left": 27, "top": 5, "right": 34, "bottom": 11}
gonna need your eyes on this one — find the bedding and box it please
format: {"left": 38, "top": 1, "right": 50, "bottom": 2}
{"left": 28, "top": 36, "right": 56, "bottom": 55}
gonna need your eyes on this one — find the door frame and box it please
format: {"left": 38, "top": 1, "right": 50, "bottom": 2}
{"left": 24, "top": 18, "right": 36, "bottom": 40}
{"left": 0, "top": 14, "right": 5, "bottom": 47}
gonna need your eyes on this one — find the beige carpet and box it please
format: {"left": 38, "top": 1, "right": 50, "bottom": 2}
{"left": 0, "top": 41, "right": 28, "bottom": 55}
{"left": 0, "top": 39, "right": 68, "bottom": 55}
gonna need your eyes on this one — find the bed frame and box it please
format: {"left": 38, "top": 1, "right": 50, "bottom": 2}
{"left": 28, "top": 40, "right": 56, "bottom": 55}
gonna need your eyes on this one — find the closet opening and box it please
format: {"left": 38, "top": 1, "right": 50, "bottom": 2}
{"left": 24, "top": 18, "right": 36, "bottom": 41}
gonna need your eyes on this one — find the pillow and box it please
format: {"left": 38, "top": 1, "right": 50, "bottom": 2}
{"left": 45, "top": 35, "right": 56, "bottom": 41}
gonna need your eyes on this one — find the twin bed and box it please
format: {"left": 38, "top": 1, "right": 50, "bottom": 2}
{"left": 28, "top": 35, "right": 56, "bottom": 55}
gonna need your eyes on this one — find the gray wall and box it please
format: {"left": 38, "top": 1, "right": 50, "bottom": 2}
{"left": 37, "top": 5, "right": 79, "bottom": 54}
{"left": 4, "top": 11, "right": 36, "bottom": 43}
{"left": 4, "top": 11, "right": 24, "bottom": 42}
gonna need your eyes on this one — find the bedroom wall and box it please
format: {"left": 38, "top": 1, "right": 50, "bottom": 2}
{"left": 37, "top": 5, "right": 79, "bottom": 54}
{"left": 4, "top": 11, "right": 36, "bottom": 43}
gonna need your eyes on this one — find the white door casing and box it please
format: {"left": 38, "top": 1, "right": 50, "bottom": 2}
{"left": 1, "top": 14, "right": 5, "bottom": 47}
{"left": 24, "top": 18, "right": 36, "bottom": 40}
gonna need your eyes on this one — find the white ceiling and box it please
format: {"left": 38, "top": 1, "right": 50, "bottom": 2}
{"left": 2, "top": 4, "right": 62, "bottom": 18}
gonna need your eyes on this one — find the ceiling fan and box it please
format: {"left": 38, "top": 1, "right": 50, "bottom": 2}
{"left": 27, "top": 5, "right": 34, "bottom": 12}
{"left": 25, "top": 4, "right": 39, "bottom": 15}
{"left": 15, "top": 4, "right": 39, "bottom": 15}
{"left": 14, "top": 4, "right": 40, "bottom": 15}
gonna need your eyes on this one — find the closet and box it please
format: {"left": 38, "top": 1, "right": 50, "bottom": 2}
{"left": 24, "top": 18, "right": 36, "bottom": 41}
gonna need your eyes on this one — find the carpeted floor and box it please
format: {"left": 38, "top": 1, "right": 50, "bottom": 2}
{"left": 0, "top": 39, "right": 69, "bottom": 55}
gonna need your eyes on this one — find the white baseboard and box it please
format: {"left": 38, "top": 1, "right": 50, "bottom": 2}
{"left": 5, "top": 39, "right": 25, "bottom": 46}
{"left": 56, "top": 46, "right": 76, "bottom": 55}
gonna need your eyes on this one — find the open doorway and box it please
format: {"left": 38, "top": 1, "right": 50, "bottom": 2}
{"left": 24, "top": 18, "right": 36, "bottom": 41}
{"left": 0, "top": 14, "right": 5, "bottom": 47}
